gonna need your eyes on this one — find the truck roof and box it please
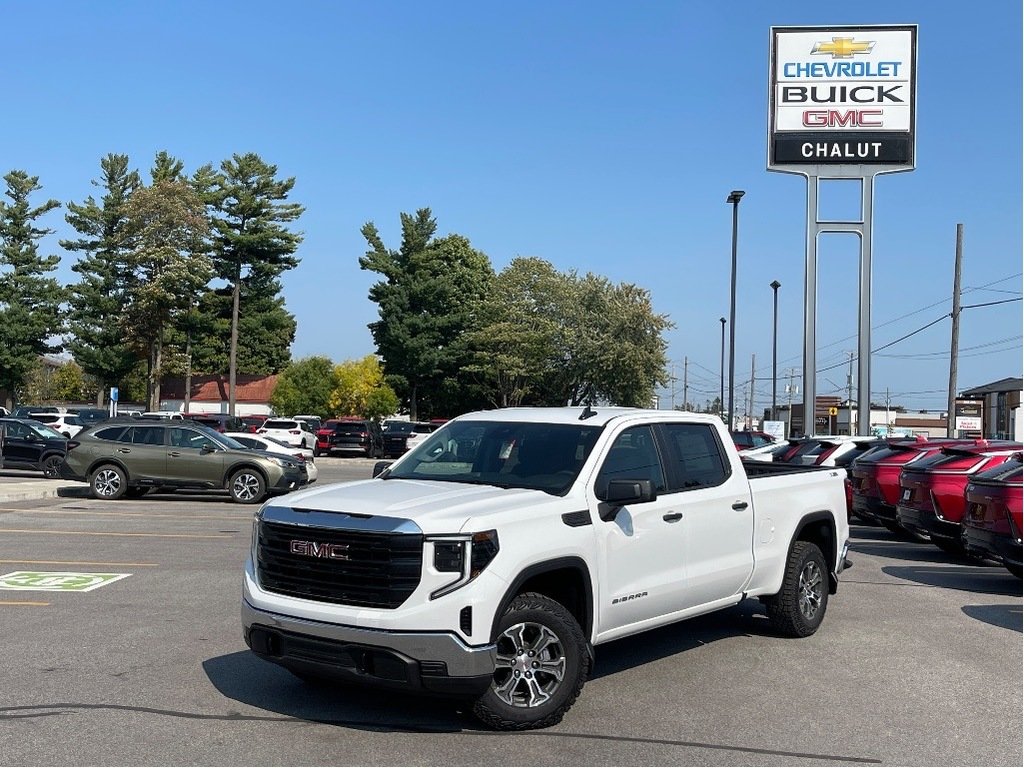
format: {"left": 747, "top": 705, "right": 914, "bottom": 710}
{"left": 455, "top": 406, "right": 720, "bottom": 428}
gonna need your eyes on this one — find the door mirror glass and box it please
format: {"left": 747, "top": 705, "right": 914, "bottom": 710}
{"left": 372, "top": 460, "right": 393, "bottom": 478}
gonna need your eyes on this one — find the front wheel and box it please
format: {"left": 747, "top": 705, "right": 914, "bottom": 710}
{"left": 229, "top": 469, "right": 266, "bottom": 504}
{"left": 472, "top": 592, "right": 590, "bottom": 731}
{"left": 763, "top": 541, "right": 829, "bottom": 638}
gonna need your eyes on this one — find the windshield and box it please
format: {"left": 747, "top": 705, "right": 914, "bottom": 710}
{"left": 385, "top": 420, "right": 603, "bottom": 495}
{"left": 30, "top": 423, "right": 65, "bottom": 440}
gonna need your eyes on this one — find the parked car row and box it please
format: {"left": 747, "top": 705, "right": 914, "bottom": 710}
{"left": 849, "top": 437, "right": 1022, "bottom": 578}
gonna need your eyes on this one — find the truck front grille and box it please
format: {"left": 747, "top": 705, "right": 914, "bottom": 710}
{"left": 257, "top": 521, "right": 423, "bottom": 609}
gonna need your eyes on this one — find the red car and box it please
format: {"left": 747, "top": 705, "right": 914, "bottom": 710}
{"left": 850, "top": 437, "right": 964, "bottom": 532}
{"left": 961, "top": 454, "right": 1023, "bottom": 578}
{"left": 896, "top": 441, "right": 1022, "bottom": 556}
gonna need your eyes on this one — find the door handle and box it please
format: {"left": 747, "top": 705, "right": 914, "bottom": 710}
{"left": 662, "top": 512, "right": 683, "bottom": 523}
{"left": 168, "top": 451, "right": 181, "bottom": 458}
{"left": 116, "top": 448, "right": 131, "bottom": 454}
{"left": 732, "top": 501, "right": 749, "bottom": 511}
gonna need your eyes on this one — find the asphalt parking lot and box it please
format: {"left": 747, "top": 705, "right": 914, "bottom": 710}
{"left": 0, "top": 460, "right": 1021, "bottom": 766}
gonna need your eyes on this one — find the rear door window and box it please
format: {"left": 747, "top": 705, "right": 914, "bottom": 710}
{"left": 661, "top": 423, "right": 730, "bottom": 491}
{"left": 129, "top": 426, "right": 165, "bottom": 446}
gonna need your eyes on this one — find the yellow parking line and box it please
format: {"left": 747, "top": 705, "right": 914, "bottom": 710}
{"left": 0, "top": 559, "right": 159, "bottom": 567}
{"left": 0, "top": 600, "right": 50, "bottom": 606}
{"left": 0, "top": 528, "right": 235, "bottom": 539}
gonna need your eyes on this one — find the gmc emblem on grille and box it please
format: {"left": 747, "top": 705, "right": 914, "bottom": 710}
{"left": 290, "top": 540, "right": 350, "bottom": 560}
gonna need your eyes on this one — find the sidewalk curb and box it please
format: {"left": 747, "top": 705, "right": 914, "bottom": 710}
{"left": 0, "top": 482, "right": 85, "bottom": 504}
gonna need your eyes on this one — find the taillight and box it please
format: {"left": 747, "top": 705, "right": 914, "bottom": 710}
{"left": 293, "top": 453, "right": 305, "bottom": 462}
{"left": 67, "top": 441, "right": 80, "bottom": 451}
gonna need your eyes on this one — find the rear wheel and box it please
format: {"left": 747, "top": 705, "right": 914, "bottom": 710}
{"left": 91, "top": 464, "right": 127, "bottom": 500}
{"left": 41, "top": 454, "right": 63, "bottom": 479}
{"left": 763, "top": 541, "right": 829, "bottom": 638}
{"left": 472, "top": 592, "right": 590, "bottom": 731}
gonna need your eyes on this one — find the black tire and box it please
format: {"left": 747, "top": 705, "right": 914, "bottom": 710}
{"left": 90, "top": 464, "right": 127, "bottom": 500}
{"left": 763, "top": 541, "right": 829, "bottom": 638}
{"left": 472, "top": 592, "right": 590, "bottom": 731}
{"left": 229, "top": 468, "right": 266, "bottom": 504}
{"left": 125, "top": 487, "right": 150, "bottom": 499}
{"left": 314, "top": 448, "right": 323, "bottom": 458}
{"left": 41, "top": 454, "right": 63, "bottom": 479}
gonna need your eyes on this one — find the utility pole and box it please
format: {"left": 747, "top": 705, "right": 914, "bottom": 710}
{"left": 886, "top": 387, "right": 891, "bottom": 435}
{"left": 947, "top": 224, "right": 964, "bottom": 437}
{"left": 847, "top": 351, "right": 855, "bottom": 435}
{"left": 670, "top": 362, "right": 676, "bottom": 410}
{"left": 747, "top": 354, "right": 756, "bottom": 429}
{"left": 786, "top": 367, "right": 797, "bottom": 437}
{"left": 683, "top": 357, "right": 689, "bottom": 411}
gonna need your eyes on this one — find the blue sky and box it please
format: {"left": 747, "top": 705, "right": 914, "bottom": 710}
{"left": 1, "top": 1, "right": 1020, "bottom": 414}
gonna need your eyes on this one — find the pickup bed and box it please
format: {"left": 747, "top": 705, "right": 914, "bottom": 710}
{"left": 242, "top": 407, "right": 849, "bottom": 729}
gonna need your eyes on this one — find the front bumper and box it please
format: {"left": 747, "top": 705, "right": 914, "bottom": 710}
{"left": 962, "top": 527, "right": 1023, "bottom": 568}
{"left": 268, "top": 467, "right": 306, "bottom": 493}
{"left": 242, "top": 599, "right": 495, "bottom": 696}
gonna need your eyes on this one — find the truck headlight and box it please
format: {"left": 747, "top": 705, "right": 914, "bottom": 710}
{"left": 427, "top": 530, "right": 499, "bottom": 599}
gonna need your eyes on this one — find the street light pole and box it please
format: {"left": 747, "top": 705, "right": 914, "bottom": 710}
{"left": 770, "top": 279, "right": 781, "bottom": 421}
{"left": 726, "top": 190, "right": 744, "bottom": 432}
{"left": 719, "top": 317, "right": 726, "bottom": 421}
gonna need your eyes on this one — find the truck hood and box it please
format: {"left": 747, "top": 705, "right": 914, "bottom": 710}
{"left": 264, "top": 477, "right": 559, "bottom": 533}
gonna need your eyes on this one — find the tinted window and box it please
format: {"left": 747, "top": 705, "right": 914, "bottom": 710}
{"left": 168, "top": 427, "right": 220, "bottom": 451}
{"left": 233, "top": 436, "right": 259, "bottom": 449}
{"left": 94, "top": 426, "right": 128, "bottom": 441}
{"left": 595, "top": 426, "right": 666, "bottom": 498}
{"left": 128, "top": 426, "right": 164, "bottom": 446}
{"left": 263, "top": 420, "right": 296, "bottom": 430}
{"left": 662, "top": 423, "right": 729, "bottom": 490}
{"left": 2, "top": 421, "right": 29, "bottom": 438}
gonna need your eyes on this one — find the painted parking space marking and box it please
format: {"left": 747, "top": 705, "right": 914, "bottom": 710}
{"left": 0, "top": 600, "right": 50, "bottom": 606}
{"left": 0, "top": 571, "right": 131, "bottom": 592}
{"left": 0, "top": 528, "right": 235, "bottom": 539}
{"left": 0, "top": 559, "right": 158, "bottom": 567}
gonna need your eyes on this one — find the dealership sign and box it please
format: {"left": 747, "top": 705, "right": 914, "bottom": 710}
{"left": 768, "top": 25, "right": 917, "bottom": 168}
{"left": 955, "top": 399, "right": 985, "bottom": 433}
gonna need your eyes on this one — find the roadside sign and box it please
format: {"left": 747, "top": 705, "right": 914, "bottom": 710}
{"left": 110, "top": 386, "right": 119, "bottom": 403}
{"left": 0, "top": 571, "right": 130, "bottom": 592}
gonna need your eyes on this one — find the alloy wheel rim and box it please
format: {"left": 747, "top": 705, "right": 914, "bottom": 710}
{"left": 43, "top": 457, "right": 61, "bottom": 478}
{"left": 233, "top": 473, "right": 260, "bottom": 500}
{"left": 94, "top": 469, "right": 121, "bottom": 497}
{"left": 492, "top": 621, "right": 566, "bottom": 708}
{"left": 798, "top": 561, "right": 823, "bottom": 620}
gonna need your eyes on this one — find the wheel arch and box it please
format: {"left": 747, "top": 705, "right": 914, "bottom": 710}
{"left": 222, "top": 462, "right": 269, "bottom": 489}
{"left": 790, "top": 510, "right": 838, "bottom": 594}
{"left": 86, "top": 457, "right": 132, "bottom": 481}
{"left": 490, "top": 557, "right": 595, "bottom": 642}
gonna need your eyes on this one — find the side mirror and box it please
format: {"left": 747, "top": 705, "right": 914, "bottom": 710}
{"left": 372, "top": 460, "right": 393, "bottom": 478}
{"left": 201, "top": 444, "right": 217, "bottom": 454}
{"left": 24, "top": 433, "right": 39, "bottom": 442}
{"left": 598, "top": 479, "right": 656, "bottom": 521}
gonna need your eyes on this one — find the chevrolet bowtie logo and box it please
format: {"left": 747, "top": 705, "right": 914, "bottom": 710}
{"left": 811, "top": 37, "right": 875, "bottom": 59}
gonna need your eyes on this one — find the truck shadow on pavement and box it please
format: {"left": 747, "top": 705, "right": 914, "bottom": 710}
{"left": 202, "top": 651, "right": 475, "bottom": 732}
{"left": 202, "top": 601, "right": 774, "bottom": 732}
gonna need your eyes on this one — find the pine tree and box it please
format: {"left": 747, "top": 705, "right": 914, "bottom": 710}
{"left": 0, "top": 171, "right": 63, "bottom": 407}
{"left": 62, "top": 154, "right": 142, "bottom": 405}
{"left": 209, "top": 153, "right": 303, "bottom": 414}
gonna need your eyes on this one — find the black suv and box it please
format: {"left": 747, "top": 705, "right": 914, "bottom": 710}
{"left": 0, "top": 417, "right": 68, "bottom": 477}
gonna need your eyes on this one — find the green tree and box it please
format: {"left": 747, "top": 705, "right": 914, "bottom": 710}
{"left": 208, "top": 153, "right": 304, "bottom": 414}
{"left": 52, "top": 360, "right": 87, "bottom": 402}
{"left": 62, "top": 153, "right": 142, "bottom": 405}
{"left": 360, "top": 209, "right": 494, "bottom": 420}
{"left": 119, "top": 179, "right": 212, "bottom": 410}
{"left": 268, "top": 356, "right": 335, "bottom": 418}
{"left": 0, "top": 171, "right": 63, "bottom": 407}
{"left": 329, "top": 355, "right": 399, "bottom": 419}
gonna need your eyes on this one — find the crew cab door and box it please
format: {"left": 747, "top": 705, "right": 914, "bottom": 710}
{"left": 587, "top": 425, "right": 687, "bottom": 634}
{"left": 658, "top": 422, "right": 754, "bottom": 609}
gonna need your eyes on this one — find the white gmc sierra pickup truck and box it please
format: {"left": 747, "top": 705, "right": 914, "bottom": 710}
{"left": 242, "top": 407, "right": 850, "bottom": 729}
